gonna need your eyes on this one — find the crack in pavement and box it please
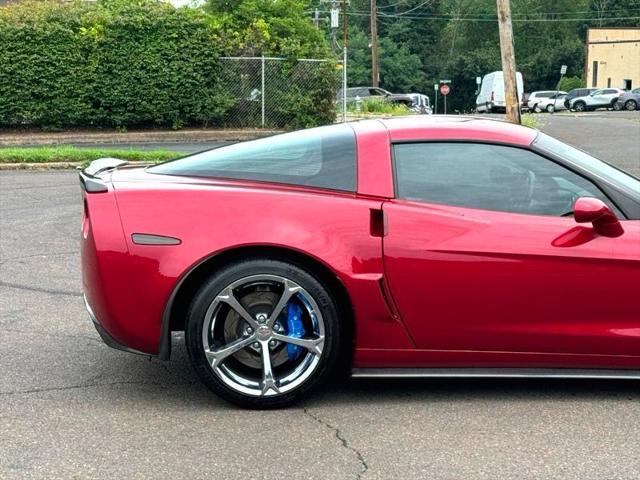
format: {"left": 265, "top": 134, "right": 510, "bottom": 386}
{"left": 0, "top": 379, "right": 198, "bottom": 396}
{"left": 303, "top": 407, "right": 369, "bottom": 479}
{"left": 0, "top": 250, "right": 77, "bottom": 263}
{"left": 0, "top": 280, "right": 81, "bottom": 297}
{"left": 3, "top": 327, "right": 104, "bottom": 345}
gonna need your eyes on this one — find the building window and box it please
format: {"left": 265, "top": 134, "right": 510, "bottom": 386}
{"left": 592, "top": 61, "right": 598, "bottom": 87}
{"left": 624, "top": 79, "right": 632, "bottom": 90}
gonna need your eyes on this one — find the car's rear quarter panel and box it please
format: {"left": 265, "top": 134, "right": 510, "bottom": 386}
{"left": 101, "top": 172, "right": 413, "bottom": 355}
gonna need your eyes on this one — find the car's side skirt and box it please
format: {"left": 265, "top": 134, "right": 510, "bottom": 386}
{"left": 351, "top": 368, "right": 640, "bottom": 380}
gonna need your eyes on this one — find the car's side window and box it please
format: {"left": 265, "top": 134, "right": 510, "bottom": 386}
{"left": 149, "top": 124, "right": 358, "bottom": 191}
{"left": 393, "top": 142, "right": 616, "bottom": 216}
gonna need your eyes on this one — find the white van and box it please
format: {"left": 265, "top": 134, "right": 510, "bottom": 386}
{"left": 476, "top": 71, "right": 524, "bottom": 113}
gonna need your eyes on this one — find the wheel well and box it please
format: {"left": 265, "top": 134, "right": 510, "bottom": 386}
{"left": 166, "top": 245, "right": 355, "bottom": 354}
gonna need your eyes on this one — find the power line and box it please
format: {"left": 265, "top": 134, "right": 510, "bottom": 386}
{"left": 377, "top": 0, "right": 412, "bottom": 10}
{"left": 388, "top": 0, "right": 433, "bottom": 17}
{"left": 313, "top": 9, "right": 640, "bottom": 22}
{"left": 359, "top": 4, "right": 640, "bottom": 16}
{"left": 380, "top": 14, "right": 640, "bottom": 22}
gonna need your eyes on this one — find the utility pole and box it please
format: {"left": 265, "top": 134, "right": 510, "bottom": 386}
{"left": 496, "top": 0, "right": 521, "bottom": 124}
{"left": 370, "top": 0, "right": 379, "bottom": 87}
{"left": 342, "top": 0, "right": 348, "bottom": 48}
{"left": 342, "top": 0, "right": 348, "bottom": 122}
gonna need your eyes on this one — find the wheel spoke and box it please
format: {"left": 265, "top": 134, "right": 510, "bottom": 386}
{"left": 267, "top": 279, "right": 302, "bottom": 328}
{"left": 217, "top": 287, "right": 259, "bottom": 329}
{"left": 205, "top": 335, "right": 256, "bottom": 369}
{"left": 259, "top": 340, "right": 280, "bottom": 395}
{"left": 271, "top": 332, "right": 324, "bottom": 356}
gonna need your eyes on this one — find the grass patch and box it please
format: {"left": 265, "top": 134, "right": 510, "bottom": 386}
{"left": 348, "top": 97, "right": 412, "bottom": 116}
{"left": 520, "top": 113, "right": 540, "bottom": 129}
{"left": 0, "top": 145, "right": 178, "bottom": 164}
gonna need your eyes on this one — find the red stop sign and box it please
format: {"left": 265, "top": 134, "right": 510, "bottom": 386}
{"left": 440, "top": 84, "right": 450, "bottom": 96}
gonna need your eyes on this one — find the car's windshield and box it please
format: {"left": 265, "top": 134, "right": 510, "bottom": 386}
{"left": 533, "top": 133, "right": 640, "bottom": 198}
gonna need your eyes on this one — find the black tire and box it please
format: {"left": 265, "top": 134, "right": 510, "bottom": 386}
{"left": 533, "top": 104, "right": 541, "bottom": 113}
{"left": 185, "top": 258, "right": 342, "bottom": 409}
{"left": 545, "top": 104, "right": 554, "bottom": 113}
{"left": 625, "top": 100, "right": 637, "bottom": 111}
{"left": 573, "top": 101, "right": 586, "bottom": 112}
{"left": 612, "top": 101, "right": 622, "bottom": 111}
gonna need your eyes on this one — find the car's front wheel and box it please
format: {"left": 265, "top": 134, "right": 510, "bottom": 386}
{"left": 185, "top": 258, "right": 342, "bottom": 408}
{"left": 573, "top": 101, "right": 586, "bottom": 112}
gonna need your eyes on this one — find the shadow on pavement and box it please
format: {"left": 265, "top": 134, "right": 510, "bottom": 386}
{"left": 91, "top": 336, "right": 640, "bottom": 410}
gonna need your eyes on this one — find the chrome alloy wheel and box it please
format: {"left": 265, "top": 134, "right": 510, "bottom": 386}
{"left": 201, "top": 274, "right": 325, "bottom": 397}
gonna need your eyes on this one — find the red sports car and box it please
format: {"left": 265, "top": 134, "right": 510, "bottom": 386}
{"left": 80, "top": 117, "right": 640, "bottom": 408}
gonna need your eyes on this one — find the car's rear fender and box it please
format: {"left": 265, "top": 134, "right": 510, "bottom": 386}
{"left": 109, "top": 175, "right": 415, "bottom": 357}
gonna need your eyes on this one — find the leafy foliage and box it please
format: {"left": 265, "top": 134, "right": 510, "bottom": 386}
{"left": 206, "top": 0, "right": 330, "bottom": 58}
{"left": 0, "top": 0, "right": 336, "bottom": 129}
{"left": 344, "top": 0, "right": 638, "bottom": 112}
{"left": 558, "top": 76, "right": 585, "bottom": 92}
{"left": 348, "top": 97, "right": 411, "bottom": 115}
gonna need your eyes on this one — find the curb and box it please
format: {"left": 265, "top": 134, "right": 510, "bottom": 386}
{"left": 0, "top": 162, "right": 83, "bottom": 170}
{"left": 0, "top": 128, "right": 282, "bottom": 147}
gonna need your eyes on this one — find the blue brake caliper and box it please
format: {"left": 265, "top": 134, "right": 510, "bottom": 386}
{"left": 285, "top": 302, "right": 305, "bottom": 360}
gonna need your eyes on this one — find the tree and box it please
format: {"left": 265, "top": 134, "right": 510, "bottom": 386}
{"left": 206, "top": 0, "right": 331, "bottom": 57}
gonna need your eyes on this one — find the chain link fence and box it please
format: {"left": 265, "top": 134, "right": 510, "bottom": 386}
{"left": 218, "top": 56, "right": 346, "bottom": 128}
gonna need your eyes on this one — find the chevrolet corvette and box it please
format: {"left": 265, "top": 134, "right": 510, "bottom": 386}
{"left": 80, "top": 117, "right": 640, "bottom": 408}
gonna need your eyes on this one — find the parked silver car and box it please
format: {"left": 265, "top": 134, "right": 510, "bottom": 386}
{"left": 527, "top": 91, "right": 563, "bottom": 112}
{"left": 615, "top": 88, "right": 640, "bottom": 111}
{"left": 529, "top": 92, "right": 568, "bottom": 113}
{"left": 569, "top": 88, "right": 625, "bottom": 112}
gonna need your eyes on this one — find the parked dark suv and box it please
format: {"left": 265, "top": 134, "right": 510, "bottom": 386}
{"left": 564, "top": 88, "right": 598, "bottom": 109}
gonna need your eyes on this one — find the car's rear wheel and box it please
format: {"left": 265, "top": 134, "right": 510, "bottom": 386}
{"left": 185, "top": 259, "right": 341, "bottom": 408}
{"left": 612, "top": 100, "right": 622, "bottom": 111}
{"left": 625, "top": 99, "right": 637, "bottom": 111}
{"left": 533, "top": 104, "right": 541, "bottom": 113}
{"left": 545, "top": 104, "right": 554, "bottom": 113}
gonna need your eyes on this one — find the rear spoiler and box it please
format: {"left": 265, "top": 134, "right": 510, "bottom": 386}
{"left": 79, "top": 158, "right": 128, "bottom": 193}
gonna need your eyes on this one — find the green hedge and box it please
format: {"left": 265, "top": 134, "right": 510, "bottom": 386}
{"left": 557, "top": 76, "right": 584, "bottom": 93}
{"left": 0, "top": 0, "right": 337, "bottom": 130}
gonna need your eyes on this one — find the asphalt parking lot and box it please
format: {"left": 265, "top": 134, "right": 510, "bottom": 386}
{"left": 1, "top": 113, "right": 639, "bottom": 479}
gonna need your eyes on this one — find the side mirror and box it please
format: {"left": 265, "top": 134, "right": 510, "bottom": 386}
{"left": 573, "top": 197, "right": 624, "bottom": 237}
